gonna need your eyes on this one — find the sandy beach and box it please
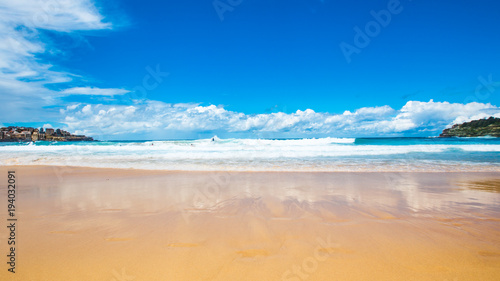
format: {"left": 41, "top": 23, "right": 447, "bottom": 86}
{"left": 1, "top": 166, "right": 500, "bottom": 280}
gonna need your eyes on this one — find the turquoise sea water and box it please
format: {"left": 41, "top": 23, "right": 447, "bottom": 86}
{"left": 1, "top": 137, "right": 499, "bottom": 171}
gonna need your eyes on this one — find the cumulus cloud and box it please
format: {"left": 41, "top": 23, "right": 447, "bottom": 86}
{"left": 0, "top": 0, "right": 125, "bottom": 121}
{"left": 60, "top": 87, "right": 130, "bottom": 96}
{"left": 61, "top": 100, "right": 500, "bottom": 139}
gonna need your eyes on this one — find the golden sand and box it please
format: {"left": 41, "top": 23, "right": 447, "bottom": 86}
{"left": 1, "top": 166, "right": 500, "bottom": 280}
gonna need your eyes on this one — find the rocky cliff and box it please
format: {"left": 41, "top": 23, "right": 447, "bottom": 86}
{"left": 439, "top": 117, "right": 500, "bottom": 137}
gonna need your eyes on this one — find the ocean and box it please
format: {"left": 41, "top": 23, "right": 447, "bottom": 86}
{"left": 1, "top": 137, "right": 500, "bottom": 172}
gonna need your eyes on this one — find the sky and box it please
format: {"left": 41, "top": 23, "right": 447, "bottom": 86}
{"left": 1, "top": 0, "right": 500, "bottom": 139}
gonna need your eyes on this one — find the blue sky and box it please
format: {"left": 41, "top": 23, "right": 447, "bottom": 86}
{"left": 1, "top": 0, "right": 500, "bottom": 139}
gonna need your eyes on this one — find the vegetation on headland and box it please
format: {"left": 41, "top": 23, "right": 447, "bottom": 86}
{"left": 439, "top": 117, "right": 500, "bottom": 137}
{"left": 0, "top": 126, "right": 93, "bottom": 142}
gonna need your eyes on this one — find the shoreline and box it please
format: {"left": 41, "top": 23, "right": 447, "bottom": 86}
{"left": 3, "top": 164, "right": 500, "bottom": 173}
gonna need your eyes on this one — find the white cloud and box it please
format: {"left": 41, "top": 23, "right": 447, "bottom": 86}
{"left": 67, "top": 104, "right": 80, "bottom": 110}
{"left": 60, "top": 87, "right": 130, "bottom": 96}
{"left": 0, "top": 0, "right": 111, "bottom": 32}
{"left": 0, "top": 0, "right": 119, "bottom": 121}
{"left": 398, "top": 100, "right": 499, "bottom": 130}
{"left": 81, "top": 104, "right": 92, "bottom": 114}
{"left": 61, "top": 100, "right": 500, "bottom": 139}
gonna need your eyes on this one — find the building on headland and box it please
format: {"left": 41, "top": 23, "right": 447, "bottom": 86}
{"left": 21, "top": 131, "right": 31, "bottom": 139}
{"left": 32, "top": 130, "right": 39, "bottom": 141}
{"left": 0, "top": 126, "right": 94, "bottom": 142}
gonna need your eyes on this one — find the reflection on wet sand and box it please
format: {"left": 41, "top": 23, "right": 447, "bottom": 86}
{"left": 1, "top": 166, "right": 500, "bottom": 280}
{"left": 460, "top": 179, "right": 500, "bottom": 193}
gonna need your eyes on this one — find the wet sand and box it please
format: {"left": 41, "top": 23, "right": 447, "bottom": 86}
{"left": 1, "top": 166, "right": 500, "bottom": 280}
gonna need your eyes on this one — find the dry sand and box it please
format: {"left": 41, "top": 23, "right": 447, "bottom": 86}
{"left": 1, "top": 166, "right": 500, "bottom": 280}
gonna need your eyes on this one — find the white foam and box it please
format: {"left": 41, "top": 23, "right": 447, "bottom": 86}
{"left": 0, "top": 137, "right": 499, "bottom": 171}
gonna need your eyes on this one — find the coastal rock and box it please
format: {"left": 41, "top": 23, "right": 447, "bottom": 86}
{"left": 439, "top": 117, "right": 500, "bottom": 137}
{"left": 0, "top": 126, "right": 94, "bottom": 142}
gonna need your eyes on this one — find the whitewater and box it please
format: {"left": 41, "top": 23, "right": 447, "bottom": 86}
{"left": 1, "top": 137, "right": 499, "bottom": 171}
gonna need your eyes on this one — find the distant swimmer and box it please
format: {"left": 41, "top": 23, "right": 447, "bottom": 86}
{"left": 211, "top": 137, "right": 215, "bottom": 142}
